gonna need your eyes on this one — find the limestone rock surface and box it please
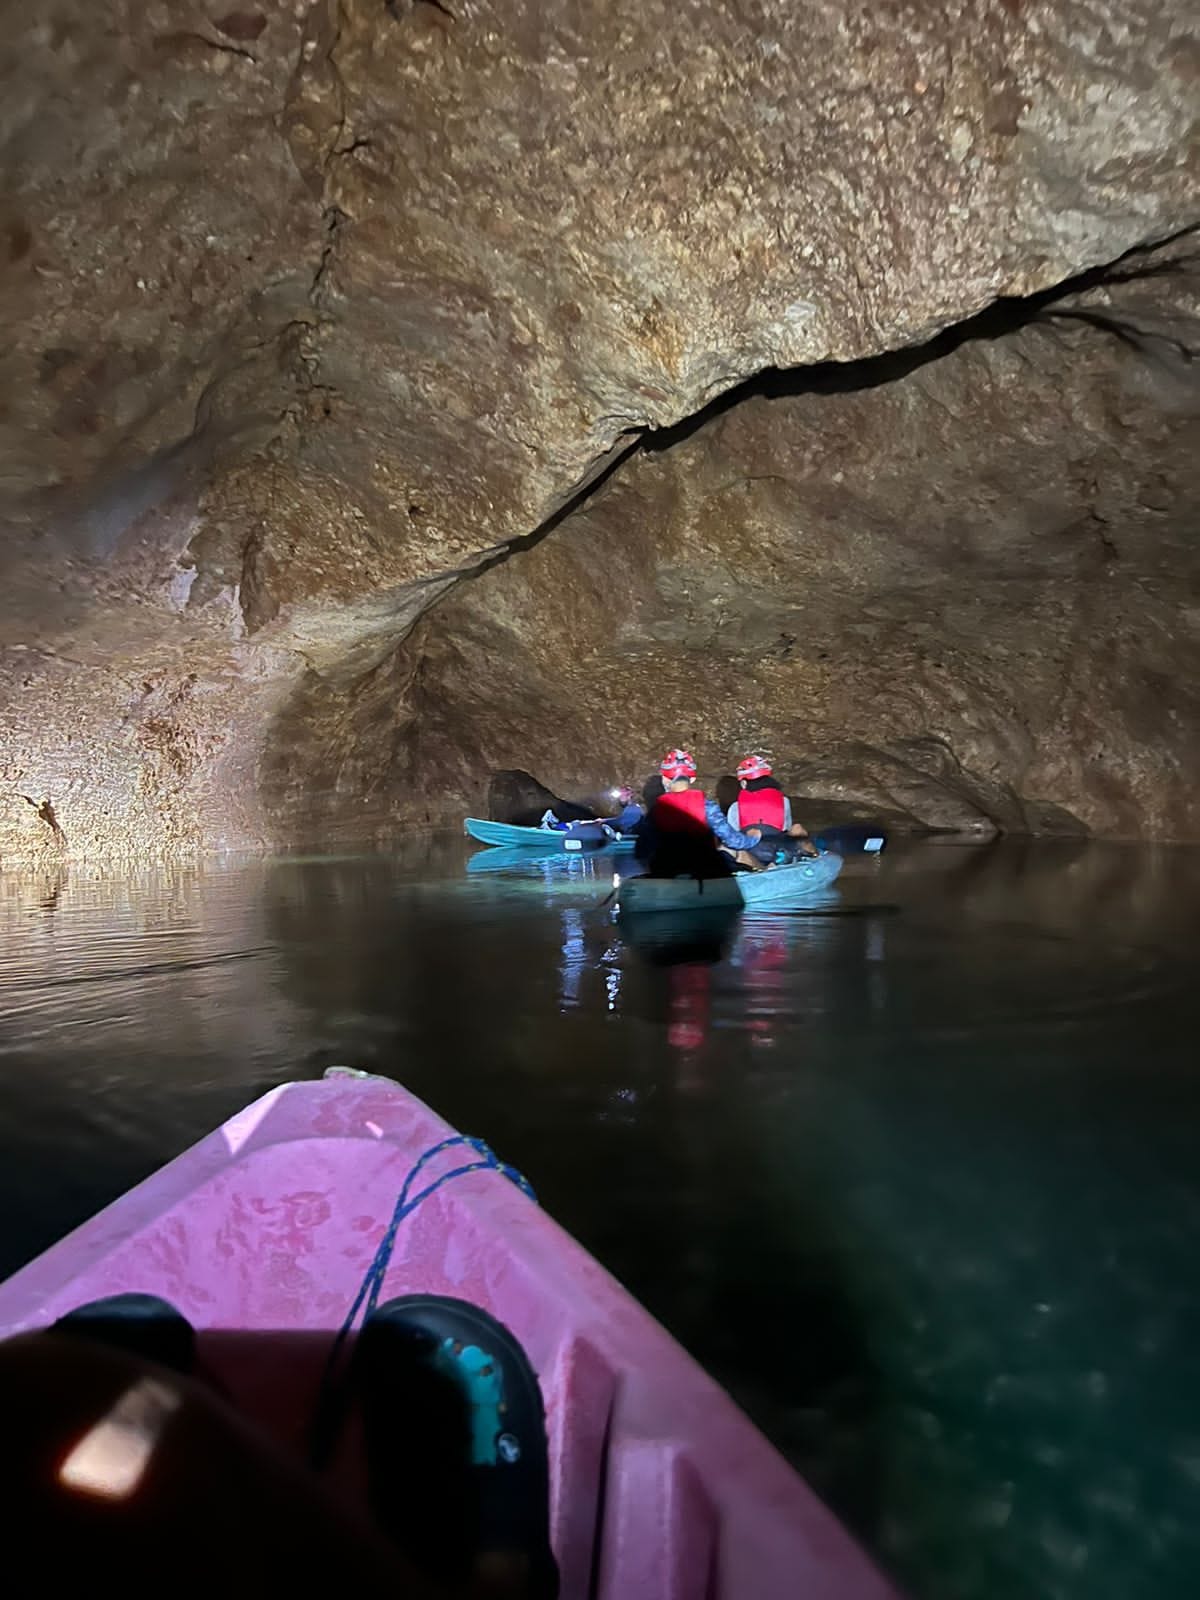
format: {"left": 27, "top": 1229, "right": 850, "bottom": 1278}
{"left": 2, "top": 0, "right": 1198, "bottom": 858}
{"left": 270, "top": 252, "right": 1200, "bottom": 843}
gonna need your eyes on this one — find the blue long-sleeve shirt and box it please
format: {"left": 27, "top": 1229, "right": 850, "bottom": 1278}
{"left": 705, "top": 797, "right": 761, "bottom": 851}
{"left": 596, "top": 802, "right": 645, "bottom": 834}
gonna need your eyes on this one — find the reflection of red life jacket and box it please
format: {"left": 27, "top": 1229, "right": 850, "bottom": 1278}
{"left": 669, "top": 962, "right": 711, "bottom": 1053}
{"left": 737, "top": 786, "right": 785, "bottom": 830}
{"left": 653, "top": 788, "right": 709, "bottom": 835}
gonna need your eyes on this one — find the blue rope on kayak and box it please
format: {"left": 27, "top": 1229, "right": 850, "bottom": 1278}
{"left": 310, "top": 1133, "right": 535, "bottom": 1467}
{"left": 345, "top": 1134, "right": 536, "bottom": 1335}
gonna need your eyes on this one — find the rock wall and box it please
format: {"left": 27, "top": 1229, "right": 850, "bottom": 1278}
{"left": 268, "top": 247, "right": 1200, "bottom": 843}
{"left": 2, "top": 1, "right": 1198, "bottom": 859}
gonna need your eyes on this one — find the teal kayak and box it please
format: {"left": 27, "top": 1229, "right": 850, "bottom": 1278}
{"left": 617, "top": 851, "right": 843, "bottom": 913}
{"left": 465, "top": 817, "right": 637, "bottom": 852}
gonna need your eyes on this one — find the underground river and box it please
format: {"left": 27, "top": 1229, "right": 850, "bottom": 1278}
{"left": 1, "top": 836, "right": 1198, "bottom": 1600}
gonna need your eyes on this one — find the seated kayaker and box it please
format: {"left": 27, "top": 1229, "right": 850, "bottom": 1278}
{"left": 590, "top": 785, "right": 646, "bottom": 836}
{"left": 728, "top": 755, "right": 818, "bottom": 864}
{"left": 538, "top": 810, "right": 611, "bottom": 846}
{"left": 638, "top": 749, "right": 764, "bottom": 876}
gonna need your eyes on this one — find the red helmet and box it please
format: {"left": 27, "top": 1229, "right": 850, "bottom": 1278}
{"left": 660, "top": 748, "right": 697, "bottom": 781}
{"left": 736, "top": 755, "right": 773, "bottom": 781}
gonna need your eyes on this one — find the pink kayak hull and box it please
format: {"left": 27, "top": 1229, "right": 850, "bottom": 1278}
{"left": 0, "top": 1073, "right": 895, "bottom": 1600}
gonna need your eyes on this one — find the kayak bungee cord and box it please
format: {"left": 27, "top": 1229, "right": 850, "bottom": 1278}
{"left": 309, "top": 1133, "right": 536, "bottom": 1468}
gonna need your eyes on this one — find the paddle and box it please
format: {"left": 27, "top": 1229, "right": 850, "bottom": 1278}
{"left": 811, "top": 824, "right": 887, "bottom": 856}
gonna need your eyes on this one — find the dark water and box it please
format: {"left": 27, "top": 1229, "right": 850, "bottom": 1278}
{"left": 2, "top": 838, "right": 1199, "bottom": 1600}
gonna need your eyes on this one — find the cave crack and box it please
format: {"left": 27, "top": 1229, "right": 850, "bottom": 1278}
{"left": 20, "top": 794, "right": 67, "bottom": 845}
{"left": 368, "top": 230, "right": 1200, "bottom": 779}
{"left": 166, "top": 29, "right": 260, "bottom": 64}
{"left": 706, "top": 473, "right": 796, "bottom": 497}
{"left": 320, "top": 1, "right": 352, "bottom": 173}
{"left": 385, "top": 0, "right": 459, "bottom": 23}
{"left": 1044, "top": 305, "right": 1198, "bottom": 366}
{"left": 311, "top": 204, "right": 347, "bottom": 307}
{"left": 269, "top": 3, "right": 358, "bottom": 430}
{"left": 638, "top": 227, "right": 1200, "bottom": 459}
{"left": 264, "top": 204, "right": 347, "bottom": 433}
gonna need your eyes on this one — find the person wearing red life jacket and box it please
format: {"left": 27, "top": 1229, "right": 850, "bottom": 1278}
{"left": 637, "top": 749, "right": 764, "bottom": 876}
{"left": 727, "top": 756, "right": 818, "bottom": 864}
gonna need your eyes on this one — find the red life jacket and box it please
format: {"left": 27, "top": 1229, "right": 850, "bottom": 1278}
{"left": 737, "top": 786, "right": 785, "bottom": 831}
{"left": 652, "top": 787, "right": 709, "bottom": 836}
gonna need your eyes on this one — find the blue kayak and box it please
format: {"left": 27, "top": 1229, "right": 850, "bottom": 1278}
{"left": 465, "top": 817, "right": 638, "bottom": 852}
{"left": 617, "top": 851, "right": 843, "bottom": 913}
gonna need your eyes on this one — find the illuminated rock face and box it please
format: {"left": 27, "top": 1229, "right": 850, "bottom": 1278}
{"left": 267, "top": 249, "right": 1200, "bottom": 845}
{"left": 2, "top": 1, "right": 1197, "bottom": 859}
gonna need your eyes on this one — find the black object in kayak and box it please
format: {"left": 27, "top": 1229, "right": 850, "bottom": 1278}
{"left": 811, "top": 825, "right": 886, "bottom": 856}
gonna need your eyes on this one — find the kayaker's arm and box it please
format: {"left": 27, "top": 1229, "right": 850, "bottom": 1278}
{"left": 586, "top": 803, "right": 644, "bottom": 831}
{"left": 706, "top": 799, "right": 760, "bottom": 851}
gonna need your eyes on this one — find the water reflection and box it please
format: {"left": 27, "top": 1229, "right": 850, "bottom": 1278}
{"left": 866, "top": 913, "right": 888, "bottom": 1015}
{"left": 734, "top": 916, "right": 794, "bottom": 1050}
{"left": 1, "top": 840, "right": 1198, "bottom": 1600}
{"left": 559, "top": 907, "right": 586, "bottom": 1009}
{"left": 666, "top": 962, "right": 712, "bottom": 1054}
{"left": 619, "top": 905, "right": 740, "bottom": 1060}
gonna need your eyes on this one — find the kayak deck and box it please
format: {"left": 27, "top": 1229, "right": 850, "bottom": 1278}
{"left": 618, "top": 849, "right": 844, "bottom": 913}
{"left": 0, "top": 1074, "right": 891, "bottom": 1600}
